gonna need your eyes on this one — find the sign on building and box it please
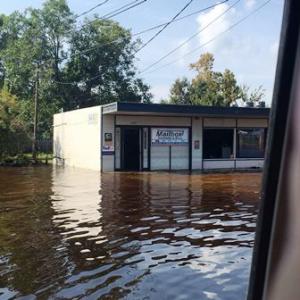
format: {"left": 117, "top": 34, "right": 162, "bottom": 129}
{"left": 102, "top": 132, "right": 114, "bottom": 152}
{"left": 151, "top": 128, "right": 189, "bottom": 145}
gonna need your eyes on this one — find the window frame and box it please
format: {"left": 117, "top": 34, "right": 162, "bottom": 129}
{"left": 236, "top": 127, "right": 268, "bottom": 159}
{"left": 202, "top": 127, "right": 235, "bottom": 160}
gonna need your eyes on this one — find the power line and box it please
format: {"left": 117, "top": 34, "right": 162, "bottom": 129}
{"left": 140, "top": 0, "right": 272, "bottom": 76}
{"left": 71, "top": 1, "right": 228, "bottom": 58}
{"left": 54, "top": 0, "right": 234, "bottom": 85}
{"left": 56, "top": 0, "right": 265, "bottom": 86}
{"left": 71, "top": 0, "right": 148, "bottom": 35}
{"left": 135, "top": 0, "right": 228, "bottom": 36}
{"left": 140, "top": 0, "right": 241, "bottom": 74}
{"left": 136, "top": 0, "right": 195, "bottom": 53}
{"left": 102, "top": 0, "right": 144, "bottom": 19}
{"left": 75, "top": 0, "right": 111, "bottom": 19}
{"left": 82, "top": 0, "right": 147, "bottom": 29}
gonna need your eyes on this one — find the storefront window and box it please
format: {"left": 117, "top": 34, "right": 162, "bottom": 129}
{"left": 237, "top": 128, "right": 266, "bottom": 158}
{"left": 203, "top": 129, "right": 234, "bottom": 159}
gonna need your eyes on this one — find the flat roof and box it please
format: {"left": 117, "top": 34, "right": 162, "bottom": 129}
{"left": 102, "top": 102, "right": 270, "bottom": 118}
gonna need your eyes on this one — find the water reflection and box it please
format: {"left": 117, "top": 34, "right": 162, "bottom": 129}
{"left": 0, "top": 167, "right": 261, "bottom": 299}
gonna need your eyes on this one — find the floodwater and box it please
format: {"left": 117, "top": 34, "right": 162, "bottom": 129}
{"left": 0, "top": 167, "right": 261, "bottom": 300}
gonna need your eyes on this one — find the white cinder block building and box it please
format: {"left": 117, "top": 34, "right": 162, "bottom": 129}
{"left": 53, "top": 102, "right": 269, "bottom": 172}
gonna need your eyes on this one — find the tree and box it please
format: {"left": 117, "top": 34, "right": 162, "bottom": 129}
{"left": 0, "top": 0, "right": 152, "bottom": 141}
{"left": 166, "top": 52, "right": 264, "bottom": 107}
{"left": 41, "top": 0, "right": 74, "bottom": 80}
{"left": 190, "top": 52, "right": 214, "bottom": 82}
{"left": 240, "top": 85, "right": 265, "bottom": 107}
{"left": 220, "top": 69, "right": 241, "bottom": 106}
{"left": 169, "top": 77, "right": 191, "bottom": 105}
{"left": 0, "top": 89, "right": 30, "bottom": 158}
{"left": 0, "top": 1, "right": 75, "bottom": 139}
{"left": 189, "top": 53, "right": 241, "bottom": 106}
{"left": 63, "top": 18, "right": 151, "bottom": 108}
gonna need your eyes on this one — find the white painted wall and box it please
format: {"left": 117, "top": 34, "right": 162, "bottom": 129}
{"left": 116, "top": 115, "right": 191, "bottom": 126}
{"left": 53, "top": 106, "right": 101, "bottom": 171}
{"left": 236, "top": 159, "right": 264, "bottom": 169}
{"left": 203, "top": 160, "right": 235, "bottom": 169}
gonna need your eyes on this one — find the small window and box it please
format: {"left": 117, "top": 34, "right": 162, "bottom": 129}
{"left": 203, "top": 129, "right": 234, "bottom": 159}
{"left": 237, "top": 128, "right": 266, "bottom": 158}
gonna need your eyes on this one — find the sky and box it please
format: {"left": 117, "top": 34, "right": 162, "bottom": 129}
{"left": 0, "top": 0, "right": 284, "bottom": 105}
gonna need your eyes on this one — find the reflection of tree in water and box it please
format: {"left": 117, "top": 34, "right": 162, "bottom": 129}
{"left": 0, "top": 167, "right": 69, "bottom": 297}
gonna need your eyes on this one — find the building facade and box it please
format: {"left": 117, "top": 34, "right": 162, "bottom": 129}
{"left": 53, "top": 102, "right": 269, "bottom": 172}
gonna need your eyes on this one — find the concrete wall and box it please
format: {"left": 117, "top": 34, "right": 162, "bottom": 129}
{"left": 53, "top": 106, "right": 101, "bottom": 171}
{"left": 204, "top": 118, "right": 236, "bottom": 127}
{"left": 191, "top": 117, "right": 202, "bottom": 170}
{"left": 204, "top": 118, "right": 268, "bottom": 128}
{"left": 102, "top": 114, "right": 115, "bottom": 172}
{"left": 237, "top": 118, "right": 268, "bottom": 128}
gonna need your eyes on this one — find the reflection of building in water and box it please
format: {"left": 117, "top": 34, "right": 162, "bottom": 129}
{"left": 51, "top": 167, "right": 103, "bottom": 239}
{"left": 99, "top": 172, "right": 192, "bottom": 235}
{"left": 0, "top": 168, "right": 261, "bottom": 299}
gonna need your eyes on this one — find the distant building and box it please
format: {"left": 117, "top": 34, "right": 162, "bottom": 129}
{"left": 53, "top": 102, "right": 269, "bottom": 172}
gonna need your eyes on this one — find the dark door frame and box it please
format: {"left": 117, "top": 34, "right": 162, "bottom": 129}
{"left": 121, "top": 126, "right": 140, "bottom": 171}
{"left": 117, "top": 125, "right": 150, "bottom": 171}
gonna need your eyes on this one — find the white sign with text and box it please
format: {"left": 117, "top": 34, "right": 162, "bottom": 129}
{"left": 151, "top": 128, "right": 189, "bottom": 145}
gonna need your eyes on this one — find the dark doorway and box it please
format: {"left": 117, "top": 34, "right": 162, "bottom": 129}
{"left": 122, "top": 128, "right": 140, "bottom": 171}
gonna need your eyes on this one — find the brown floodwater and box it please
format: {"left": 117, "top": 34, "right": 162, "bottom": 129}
{"left": 0, "top": 167, "right": 261, "bottom": 300}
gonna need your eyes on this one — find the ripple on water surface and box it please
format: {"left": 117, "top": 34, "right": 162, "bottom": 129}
{"left": 0, "top": 167, "right": 260, "bottom": 299}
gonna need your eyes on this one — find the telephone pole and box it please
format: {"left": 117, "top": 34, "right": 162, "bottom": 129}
{"left": 32, "top": 67, "right": 39, "bottom": 162}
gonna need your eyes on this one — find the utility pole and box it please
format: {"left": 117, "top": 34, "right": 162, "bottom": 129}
{"left": 32, "top": 67, "right": 39, "bottom": 162}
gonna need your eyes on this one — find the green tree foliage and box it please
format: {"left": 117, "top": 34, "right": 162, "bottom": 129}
{"left": 240, "top": 84, "right": 265, "bottom": 107}
{"left": 0, "top": 0, "right": 152, "bottom": 141}
{"left": 167, "top": 52, "right": 264, "bottom": 107}
{"left": 62, "top": 18, "right": 152, "bottom": 108}
{"left": 0, "top": 89, "right": 30, "bottom": 158}
{"left": 169, "top": 77, "right": 191, "bottom": 105}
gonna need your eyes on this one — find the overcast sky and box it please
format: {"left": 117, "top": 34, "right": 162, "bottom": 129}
{"left": 0, "top": 0, "right": 284, "bottom": 104}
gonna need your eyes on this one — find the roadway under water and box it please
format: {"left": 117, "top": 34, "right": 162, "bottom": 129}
{"left": 0, "top": 167, "right": 261, "bottom": 299}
